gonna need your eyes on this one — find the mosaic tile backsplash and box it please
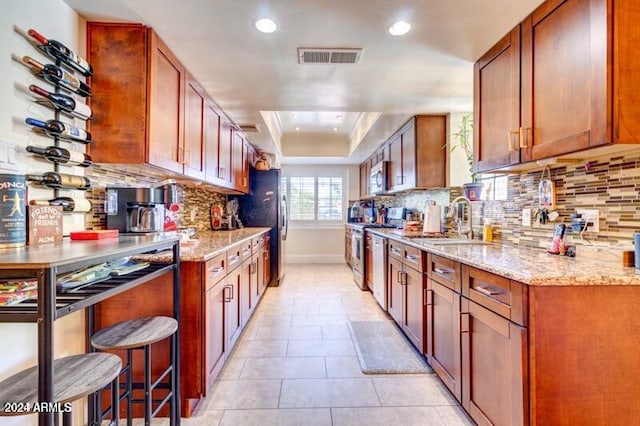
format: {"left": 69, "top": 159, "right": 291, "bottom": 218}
{"left": 85, "top": 165, "right": 226, "bottom": 232}
{"left": 359, "top": 149, "right": 640, "bottom": 249}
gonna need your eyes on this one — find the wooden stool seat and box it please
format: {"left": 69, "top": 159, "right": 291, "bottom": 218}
{"left": 91, "top": 316, "right": 178, "bottom": 350}
{"left": 0, "top": 353, "right": 121, "bottom": 416}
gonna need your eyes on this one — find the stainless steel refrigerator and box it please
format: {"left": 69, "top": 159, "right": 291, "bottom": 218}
{"left": 231, "top": 167, "right": 286, "bottom": 286}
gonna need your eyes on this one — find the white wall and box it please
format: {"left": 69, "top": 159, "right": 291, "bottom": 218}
{"left": 1, "top": 2, "right": 88, "bottom": 424}
{"left": 282, "top": 164, "right": 359, "bottom": 263}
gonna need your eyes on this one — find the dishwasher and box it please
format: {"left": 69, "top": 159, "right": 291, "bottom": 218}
{"left": 372, "top": 235, "right": 388, "bottom": 310}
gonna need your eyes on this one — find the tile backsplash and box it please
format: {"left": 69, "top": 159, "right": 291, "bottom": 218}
{"left": 359, "top": 149, "right": 640, "bottom": 249}
{"left": 85, "top": 165, "right": 226, "bottom": 232}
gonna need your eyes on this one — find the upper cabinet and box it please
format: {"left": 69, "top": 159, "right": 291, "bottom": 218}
{"left": 360, "top": 115, "right": 446, "bottom": 197}
{"left": 86, "top": 22, "right": 251, "bottom": 193}
{"left": 475, "top": 0, "right": 640, "bottom": 173}
{"left": 474, "top": 26, "right": 521, "bottom": 172}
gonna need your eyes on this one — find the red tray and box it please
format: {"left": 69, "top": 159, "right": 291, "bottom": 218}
{"left": 70, "top": 230, "right": 119, "bottom": 240}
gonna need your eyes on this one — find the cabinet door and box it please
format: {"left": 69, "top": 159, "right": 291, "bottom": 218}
{"left": 521, "top": 0, "right": 608, "bottom": 162}
{"left": 426, "top": 279, "right": 461, "bottom": 402}
{"left": 205, "top": 282, "right": 226, "bottom": 393}
{"left": 474, "top": 26, "right": 521, "bottom": 172}
{"left": 240, "top": 260, "right": 252, "bottom": 327}
{"left": 399, "top": 123, "right": 416, "bottom": 190}
{"left": 218, "top": 119, "right": 233, "bottom": 187}
{"left": 387, "top": 256, "right": 403, "bottom": 326}
{"left": 403, "top": 265, "right": 424, "bottom": 353}
{"left": 263, "top": 242, "right": 271, "bottom": 290}
{"left": 461, "top": 298, "right": 528, "bottom": 426}
{"left": 359, "top": 164, "right": 368, "bottom": 198}
{"left": 225, "top": 267, "right": 242, "bottom": 350}
{"left": 388, "top": 135, "right": 402, "bottom": 190}
{"left": 255, "top": 252, "right": 264, "bottom": 300}
{"left": 148, "top": 30, "right": 184, "bottom": 174}
{"left": 242, "top": 141, "right": 252, "bottom": 193}
{"left": 183, "top": 77, "right": 206, "bottom": 180}
{"left": 204, "top": 102, "right": 221, "bottom": 184}
{"left": 232, "top": 131, "right": 245, "bottom": 192}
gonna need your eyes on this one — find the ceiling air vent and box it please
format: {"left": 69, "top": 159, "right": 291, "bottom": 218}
{"left": 238, "top": 124, "right": 261, "bottom": 133}
{"left": 298, "top": 48, "right": 363, "bottom": 65}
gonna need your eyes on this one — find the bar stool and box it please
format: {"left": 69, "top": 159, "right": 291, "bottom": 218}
{"left": 0, "top": 353, "right": 121, "bottom": 425}
{"left": 91, "top": 316, "right": 178, "bottom": 426}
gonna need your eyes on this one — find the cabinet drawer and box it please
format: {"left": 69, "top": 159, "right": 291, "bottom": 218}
{"left": 388, "top": 240, "right": 404, "bottom": 260}
{"left": 427, "top": 254, "right": 461, "bottom": 292}
{"left": 251, "top": 236, "right": 264, "bottom": 254}
{"left": 240, "top": 240, "right": 252, "bottom": 262}
{"left": 403, "top": 245, "right": 423, "bottom": 272}
{"left": 205, "top": 253, "right": 226, "bottom": 290}
{"left": 227, "top": 245, "right": 242, "bottom": 271}
{"left": 462, "top": 265, "right": 527, "bottom": 326}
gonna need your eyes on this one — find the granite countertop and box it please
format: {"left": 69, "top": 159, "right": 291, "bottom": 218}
{"left": 367, "top": 228, "right": 640, "bottom": 286}
{"left": 139, "top": 228, "right": 271, "bottom": 263}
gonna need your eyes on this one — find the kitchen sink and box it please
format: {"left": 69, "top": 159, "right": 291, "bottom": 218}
{"left": 410, "top": 238, "right": 492, "bottom": 246}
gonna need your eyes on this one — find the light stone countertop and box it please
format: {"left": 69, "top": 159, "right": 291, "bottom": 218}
{"left": 367, "top": 228, "right": 640, "bottom": 286}
{"left": 138, "top": 228, "right": 271, "bottom": 263}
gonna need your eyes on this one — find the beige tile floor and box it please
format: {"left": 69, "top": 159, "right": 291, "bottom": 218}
{"left": 139, "top": 264, "right": 474, "bottom": 425}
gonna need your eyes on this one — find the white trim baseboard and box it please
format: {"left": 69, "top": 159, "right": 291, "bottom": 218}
{"left": 285, "top": 254, "right": 346, "bottom": 264}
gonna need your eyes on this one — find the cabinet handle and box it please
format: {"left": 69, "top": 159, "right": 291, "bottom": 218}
{"left": 390, "top": 247, "right": 402, "bottom": 255}
{"left": 405, "top": 254, "right": 419, "bottom": 262}
{"left": 519, "top": 127, "right": 531, "bottom": 148}
{"left": 433, "top": 267, "right": 451, "bottom": 275}
{"left": 475, "top": 285, "right": 501, "bottom": 296}
{"left": 398, "top": 271, "right": 407, "bottom": 285}
{"left": 397, "top": 270, "right": 402, "bottom": 283}
{"left": 508, "top": 130, "right": 520, "bottom": 152}
{"left": 229, "top": 255, "right": 241, "bottom": 263}
{"left": 243, "top": 247, "right": 251, "bottom": 254}
{"left": 223, "top": 285, "right": 233, "bottom": 302}
{"left": 425, "top": 289, "right": 433, "bottom": 306}
{"left": 208, "top": 266, "right": 224, "bottom": 273}
{"left": 460, "top": 312, "right": 469, "bottom": 333}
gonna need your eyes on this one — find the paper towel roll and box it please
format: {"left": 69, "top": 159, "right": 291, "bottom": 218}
{"left": 423, "top": 204, "right": 442, "bottom": 234}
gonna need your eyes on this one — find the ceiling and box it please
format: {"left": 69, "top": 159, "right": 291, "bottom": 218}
{"left": 64, "top": 0, "right": 544, "bottom": 164}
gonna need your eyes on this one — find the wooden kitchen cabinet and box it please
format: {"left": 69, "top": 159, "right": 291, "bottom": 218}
{"left": 461, "top": 265, "right": 528, "bottom": 426}
{"left": 345, "top": 226, "right": 353, "bottom": 266}
{"left": 204, "top": 280, "right": 226, "bottom": 392}
{"left": 226, "top": 262, "right": 242, "bottom": 352}
{"left": 425, "top": 253, "right": 462, "bottom": 401}
{"left": 232, "top": 130, "right": 245, "bottom": 192}
{"left": 240, "top": 259, "right": 252, "bottom": 328}
{"left": 184, "top": 75, "right": 206, "bottom": 180}
{"left": 359, "top": 163, "right": 368, "bottom": 198}
{"left": 204, "top": 101, "right": 221, "bottom": 184}
{"left": 360, "top": 115, "right": 446, "bottom": 194}
{"left": 218, "top": 119, "right": 234, "bottom": 187}
{"left": 386, "top": 241, "right": 426, "bottom": 353}
{"left": 87, "top": 23, "right": 185, "bottom": 173}
{"left": 475, "top": 0, "right": 640, "bottom": 173}
{"left": 474, "top": 26, "right": 522, "bottom": 172}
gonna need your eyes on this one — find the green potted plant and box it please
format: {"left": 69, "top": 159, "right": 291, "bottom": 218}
{"left": 451, "top": 114, "right": 483, "bottom": 201}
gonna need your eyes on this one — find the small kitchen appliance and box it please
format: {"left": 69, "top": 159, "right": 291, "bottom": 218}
{"left": 369, "top": 161, "right": 388, "bottom": 195}
{"left": 105, "top": 181, "right": 177, "bottom": 233}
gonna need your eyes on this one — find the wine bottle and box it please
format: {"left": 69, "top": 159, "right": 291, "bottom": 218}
{"left": 26, "top": 145, "right": 92, "bottom": 167}
{"left": 30, "top": 197, "right": 92, "bottom": 213}
{"left": 28, "top": 85, "right": 92, "bottom": 119}
{"left": 26, "top": 172, "right": 91, "bottom": 190}
{"left": 25, "top": 118, "right": 92, "bottom": 143}
{"left": 27, "top": 28, "right": 93, "bottom": 76}
{"left": 22, "top": 56, "right": 91, "bottom": 97}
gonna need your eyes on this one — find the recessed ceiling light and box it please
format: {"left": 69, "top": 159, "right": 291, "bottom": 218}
{"left": 255, "top": 18, "right": 278, "bottom": 34}
{"left": 389, "top": 21, "right": 411, "bottom": 36}
{"left": 295, "top": 127, "right": 300, "bottom": 131}
{"left": 336, "top": 115, "right": 344, "bottom": 120}
{"left": 290, "top": 113, "right": 297, "bottom": 119}
{"left": 333, "top": 127, "right": 338, "bottom": 132}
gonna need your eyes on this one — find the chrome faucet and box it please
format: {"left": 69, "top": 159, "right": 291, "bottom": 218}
{"left": 448, "top": 196, "right": 473, "bottom": 240}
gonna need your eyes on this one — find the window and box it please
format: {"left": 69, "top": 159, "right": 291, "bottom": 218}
{"left": 477, "top": 174, "right": 508, "bottom": 201}
{"left": 284, "top": 176, "right": 344, "bottom": 223}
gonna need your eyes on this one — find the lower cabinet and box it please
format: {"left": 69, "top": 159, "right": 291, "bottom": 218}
{"left": 240, "top": 259, "right": 252, "bottom": 327}
{"left": 460, "top": 297, "right": 527, "bottom": 426}
{"left": 425, "top": 278, "right": 461, "bottom": 401}
{"left": 225, "top": 264, "right": 242, "bottom": 351}
{"left": 205, "top": 280, "right": 226, "bottom": 392}
{"left": 386, "top": 242, "right": 425, "bottom": 353}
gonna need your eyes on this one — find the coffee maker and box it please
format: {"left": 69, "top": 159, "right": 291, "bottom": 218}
{"left": 105, "top": 181, "right": 177, "bottom": 233}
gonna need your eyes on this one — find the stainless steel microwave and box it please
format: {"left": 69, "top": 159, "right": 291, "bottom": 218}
{"left": 370, "top": 161, "right": 388, "bottom": 194}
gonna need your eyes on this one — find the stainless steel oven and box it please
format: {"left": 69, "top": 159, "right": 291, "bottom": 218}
{"left": 351, "top": 227, "right": 366, "bottom": 289}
